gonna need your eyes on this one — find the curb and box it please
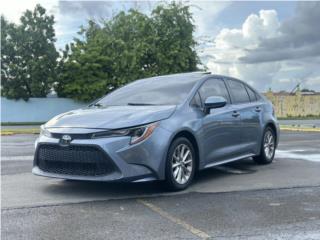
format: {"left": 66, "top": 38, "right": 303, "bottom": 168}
{"left": 280, "top": 127, "right": 320, "bottom": 132}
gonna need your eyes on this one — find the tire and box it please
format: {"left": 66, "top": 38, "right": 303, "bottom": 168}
{"left": 253, "top": 127, "right": 276, "bottom": 164}
{"left": 165, "top": 137, "right": 196, "bottom": 191}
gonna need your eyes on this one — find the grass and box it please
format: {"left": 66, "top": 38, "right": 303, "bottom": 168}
{"left": 278, "top": 116, "right": 320, "bottom": 120}
{"left": 1, "top": 128, "right": 40, "bottom": 136}
{"left": 280, "top": 125, "right": 320, "bottom": 132}
{"left": 1, "top": 122, "right": 44, "bottom": 126}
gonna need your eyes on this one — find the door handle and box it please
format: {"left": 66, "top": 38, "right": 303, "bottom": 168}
{"left": 232, "top": 111, "right": 240, "bottom": 117}
{"left": 255, "top": 107, "right": 261, "bottom": 112}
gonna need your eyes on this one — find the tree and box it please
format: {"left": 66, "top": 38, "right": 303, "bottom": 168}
{"left": 1, "top": 5, "right": 58, "bottom": 100}
{"left": 56, "top": 3, "right": 200, "bottom": 102}
{"left": 152, "top": 2, "right": 199, "bottom": 74}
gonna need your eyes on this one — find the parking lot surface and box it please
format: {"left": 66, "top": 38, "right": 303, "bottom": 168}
{"left": 1, "top": 131, "right": 320, "bottom": 239}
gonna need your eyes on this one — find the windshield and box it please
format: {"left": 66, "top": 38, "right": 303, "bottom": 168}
{"left": 97, "top": 74, "right": 200, "bottom": 106}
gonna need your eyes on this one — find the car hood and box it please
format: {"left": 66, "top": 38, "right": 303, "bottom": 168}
{"left": 45, "top": 105, "right": 176, "bottom": 129}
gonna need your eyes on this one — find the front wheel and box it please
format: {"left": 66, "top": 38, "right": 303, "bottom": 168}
{"left": 165, "top": 137, "right": 196, "bottom": 191}
{"left": 253, "top": 127, "right": 276, "bottom": 164}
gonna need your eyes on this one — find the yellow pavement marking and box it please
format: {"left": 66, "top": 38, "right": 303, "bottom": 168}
{"left": 0, "top": 131, "right": 14, "bottom": 136}
{"left": 138, "top": 199, "right": 211, "bottom": 240}
{"left": 280, "top": 127, "right": 320, "bottom": 132}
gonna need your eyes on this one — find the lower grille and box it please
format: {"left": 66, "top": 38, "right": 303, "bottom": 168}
{"left": 36, "top": 144, "right": 115, "bottom": 176}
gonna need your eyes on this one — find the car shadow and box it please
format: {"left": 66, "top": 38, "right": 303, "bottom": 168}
{"left": 42, "top": 158, "right": 261, "bottom": 198}
{"left": 42, "top": 179, "right": 166, "bottom": 198}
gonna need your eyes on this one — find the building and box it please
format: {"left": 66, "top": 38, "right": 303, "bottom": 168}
{"left": 264, "top": 88, "right": 320, "bottom": 118}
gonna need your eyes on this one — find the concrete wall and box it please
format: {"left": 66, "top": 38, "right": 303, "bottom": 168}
{"left": 1, "top": 97, "right": 87, "bottom": 123}
{"left": 264, "top": 92, "right": 320, "bottom": 118}
{"left": 2, "top": 92, "right": 320, "bottom": 123}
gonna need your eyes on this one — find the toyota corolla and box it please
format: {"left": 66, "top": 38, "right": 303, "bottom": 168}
{"left": 33, "top": 72, "right": 279, "bottom": 190}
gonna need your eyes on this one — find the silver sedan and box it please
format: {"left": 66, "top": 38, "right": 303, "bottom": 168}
{"left": 33, "top": 72, "right": 279, "bottom": 190}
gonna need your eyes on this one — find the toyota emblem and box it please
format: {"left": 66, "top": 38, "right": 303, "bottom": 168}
{"left": 60, "top": 135, "right": 72, "bottom": 146}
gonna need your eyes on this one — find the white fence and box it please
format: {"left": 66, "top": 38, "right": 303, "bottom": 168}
{"left": 1, "top": 97, "right": 87, "bottom": 123}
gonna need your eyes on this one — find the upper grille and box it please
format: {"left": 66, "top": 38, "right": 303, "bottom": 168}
{"left": 50, "top": 133, "right": 93, "bottom": 139}
{"left": 36, "top": 144, "right": 116, "bottom": 176}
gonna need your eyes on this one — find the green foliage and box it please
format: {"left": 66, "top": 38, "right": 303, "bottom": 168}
{"left": 1, "top": 5, "right": 58, "bottom": 100}
{"left": 56, "top": 3, "right": 200, "bottom": 102}
{"left": 151, "top": 3, "right": 198, "bottom": 74}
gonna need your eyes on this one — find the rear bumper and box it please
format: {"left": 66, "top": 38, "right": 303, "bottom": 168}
{"left": 32, "top": 126, "right": 172, "bottom": 182}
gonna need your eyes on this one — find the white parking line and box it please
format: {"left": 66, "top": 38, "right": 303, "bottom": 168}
{"left": 1, "top": 155, "right": 34, "bottom": 161}
{"left": 138, "top": 199, "right": 211, "bottom": 239}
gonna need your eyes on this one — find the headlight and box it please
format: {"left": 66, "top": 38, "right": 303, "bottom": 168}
{"left": 91, "top": 122, "right": 159, "bottom": 145}
{"left": 130, "top": 123, "right": 158, "bottom": 145}
{"left": 40, "top": 125, "right": 52, "bottom": 138}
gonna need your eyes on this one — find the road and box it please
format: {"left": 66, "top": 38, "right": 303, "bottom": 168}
{"left": 1, "top": 131, "right": 320, "bottom": 240}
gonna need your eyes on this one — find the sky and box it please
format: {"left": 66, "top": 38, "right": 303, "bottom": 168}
{"left": 2, "top": 0, "right": 320, "bottom": 92}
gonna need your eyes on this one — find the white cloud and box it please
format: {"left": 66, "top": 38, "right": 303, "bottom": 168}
{"left": 242, "top": 2, "right": 320, "bottom": 63}
{"left": 203, "top": 8, "right": 320, "bottom": 92}
{"left": 0, "top": 0, "right": 58, "bottom": 23}
{"left": 2, "top": 1, "right": 120, "bottom": 49}
{"left": 2, "top": 1, "right": 319, "bottom": 91}
{"left": 213, "top": 10, "right": 280, "bottom": 51}
{"left": 2, "top": 0, "right": 229, "bottom": 49}
{"left": 242, "top": 10, "right": 280, "bottom": 40}
{"left": 306, "top": 76, "right": 320, "bottom": 86}
{"left": 190, "top": 1, "right": 231, "bottom": 37}
{"left": 202, "top": 10, "right": 281, "bottom": 91}
{"left": 305, "top": 80, "right": 320, "bottom": 92}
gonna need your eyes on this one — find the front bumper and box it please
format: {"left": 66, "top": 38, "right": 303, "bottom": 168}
{"left": 33, "top": 125, "right": 172, "bottom": 182}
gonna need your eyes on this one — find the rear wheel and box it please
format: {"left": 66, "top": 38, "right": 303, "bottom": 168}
{"left": 253, "top": 127, "right": 276, "bottom": 164}
{"left": 165, "top": 137, "right": 196, "bottom": 191}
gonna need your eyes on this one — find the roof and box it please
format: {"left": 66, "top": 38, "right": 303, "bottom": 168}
{"left": 154, "top": 71, "right": 210, "bottom": 78}
{"left": 138, "top": 71, "right": 210, "bottom": 83}
{"left": 137, "top": 72, "right": 260, "bottom": 91}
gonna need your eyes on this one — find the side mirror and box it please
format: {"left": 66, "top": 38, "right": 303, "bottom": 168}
{"left": 204, "top": 96, "right": 227, "bottom": 114}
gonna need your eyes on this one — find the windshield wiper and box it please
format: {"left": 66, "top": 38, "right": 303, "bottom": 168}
{"left": 127, "top": 103, "right": 158, "bottom": 106}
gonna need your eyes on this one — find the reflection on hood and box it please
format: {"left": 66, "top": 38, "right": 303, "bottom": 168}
{"left": 45, "top": 105, "right": 176, "bottom": 129}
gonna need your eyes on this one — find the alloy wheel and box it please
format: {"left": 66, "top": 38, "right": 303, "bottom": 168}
{"left": 171, "top": 143, "right": 193, "bottom": 185}
{"left": 264, "top": 130, "right": 275, "bottom": 159}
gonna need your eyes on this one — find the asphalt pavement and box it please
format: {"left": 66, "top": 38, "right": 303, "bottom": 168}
{"left": 1, "top": 131, "right": 320, "bottom": 240}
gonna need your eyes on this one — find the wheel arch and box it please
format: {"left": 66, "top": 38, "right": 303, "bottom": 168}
{"left": 265, "top": 122, "right": 278, "bottom": 143}
{"left": 170, "top": 130, "right": 200, "bottom": 171}
{"left": 253, "top": 121, "right": 278, "bottom": 164}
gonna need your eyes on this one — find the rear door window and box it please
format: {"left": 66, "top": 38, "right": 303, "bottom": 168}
{"left": 227, "top": 80, "right": 250, "bottom": 104}
{"left": 245, "top": 86, "right": 257, "bottom": 102}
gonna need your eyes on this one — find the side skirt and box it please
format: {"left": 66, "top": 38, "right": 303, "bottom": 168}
{"left": 203, "top": 153, "right": 255, "bottom": 169}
